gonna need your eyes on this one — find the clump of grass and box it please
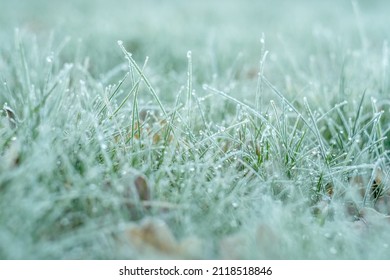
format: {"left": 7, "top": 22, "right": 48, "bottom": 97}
{"left": 1, "top": 0, "right": 390, "bottom": 259}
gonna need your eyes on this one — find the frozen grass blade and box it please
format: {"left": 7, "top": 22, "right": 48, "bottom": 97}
{"left": 255, "top": 33, "right": 268, "bottom": 111}
{"left": 203, "top": 84, "right": 278, "bottom": 134}
{"left": 262, "top": 76, "right": 315, "bottom": 136}
{"left": 187, "top": 50, "right": 193, "bottom": 126}
{"left": 98, "top": 72, "right": 129, "bottom": 117}
{"left": 117, "top": 40, "right": 168, "bottom": 118}
{"left": 16, "top": 31, "right": 31, "bottom": 95}
{"left": 110, "top": 58, "right": 146, "bottom": 119}
{"left": 303, "top": 98, "right": 328, "bottom": 163}
{"left": 352, "top": 90, "right": 366, "bottom": 137}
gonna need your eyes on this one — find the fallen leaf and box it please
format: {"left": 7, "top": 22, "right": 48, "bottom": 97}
{"left": 219, "top": 233, "right": 248, "bottom": 259}
{"left": 374, "top": 195, "right": 390, "bottom": 215}
{"left": 134, "top": 175, "right": 150, "bottom": 201}
{"left": 358, "top": 207, "right": 390, "bottom": 226}
{"left": 177, "top": 236, "right": 203, "bottom": 259}
{"left": 256, "top": 224, "right": 284, "bottom": 258}
{"left": 126, "top": 218, "right": 178, "bottom": 255}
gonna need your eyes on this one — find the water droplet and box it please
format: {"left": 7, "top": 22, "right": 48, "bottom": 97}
{"left": 187, "top": 50, "right": 192, "bottom": 58}
{"left": 260, "top": 34, "right": 265, "bottom": 44}
{"left": 230, "top": 220, "right": 238, "bottom": 227}
{"left": 329, "top": 247, "right": 337, "bottom": 254}
{"left": 117, "top": 40, "right": 123, "bottom": 46}
{"left": 60, "top": 218, "right": 70, "bottom": 226}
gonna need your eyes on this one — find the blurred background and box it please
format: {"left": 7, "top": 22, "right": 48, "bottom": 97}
{"left": 1, "top": 0, "right": 389, "bottom": 71}
{"left": 1, "top": 0, "right": 389, "bottom": 98}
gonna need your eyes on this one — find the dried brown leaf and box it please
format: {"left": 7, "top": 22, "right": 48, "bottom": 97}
{"left": 219, "top": 233, "right": 248, "bottom": 259}
{"left": 359, "top": 207, "right": 390, "bottom": 225}
{"left": 126, "top": 218, "right": 178, "bottom": 255}
{"left": 134, "top": 175, "right": 150, "bottom": 201}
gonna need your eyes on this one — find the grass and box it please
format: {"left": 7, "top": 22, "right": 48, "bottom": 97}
{"left": 1, "top": 0, "right": 390, "bottom": 259}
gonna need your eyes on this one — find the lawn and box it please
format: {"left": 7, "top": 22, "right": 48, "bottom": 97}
{"left": 1, "top": 0, "right": 390, "bottom": 259}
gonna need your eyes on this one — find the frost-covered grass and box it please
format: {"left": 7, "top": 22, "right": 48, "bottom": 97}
{"left": 1, "top": 0, "right": 390, "bottom": 259}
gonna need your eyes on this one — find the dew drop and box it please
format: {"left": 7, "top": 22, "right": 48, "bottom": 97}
{"left": 329, "top": 247, "right": 337, "bottom": 254}
{"left": 60, "top": 218, "right": 70, "bottom": 226}
{"left": 230, "top": 220, "right": 238, "bottom": 227}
